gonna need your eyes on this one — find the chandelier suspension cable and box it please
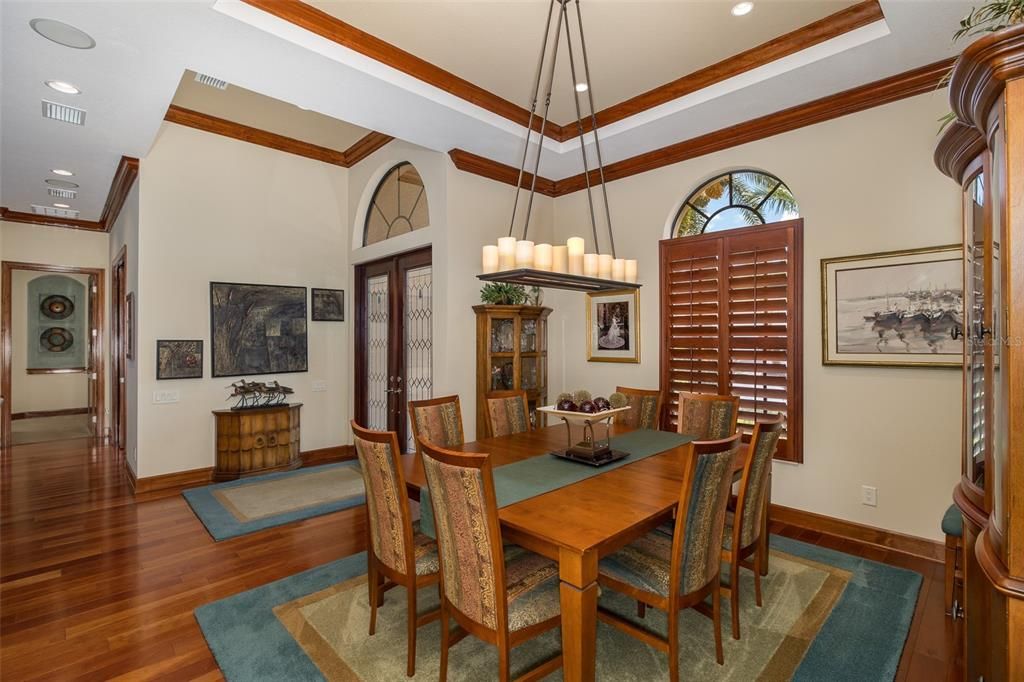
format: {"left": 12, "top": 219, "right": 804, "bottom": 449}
{"left": 574, "top": 0, "right": 616, "bottom": 258}
{"left": 561, "top": 0, "right": 601, "bottom": 255}
{"left": 522, "top": 3, "right": 565, "bottom": 241}
{"left": 508, "top": 0, "right": 557, "bottom": 238}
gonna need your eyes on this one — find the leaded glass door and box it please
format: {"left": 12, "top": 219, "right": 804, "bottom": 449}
{"left": 354, "top": 248, "right": 432, "bottom": 450}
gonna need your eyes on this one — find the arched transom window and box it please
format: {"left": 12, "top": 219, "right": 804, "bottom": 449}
{"left": 364, "top": 162, "right": 429, "bottom": 246}
{"left": 673, "top": 169, "right": 798, "bottom": 237}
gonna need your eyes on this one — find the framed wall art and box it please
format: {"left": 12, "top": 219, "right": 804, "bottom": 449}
{"left": 587, "top": 289, "right": 640, "bottom": 363}
{"left": 311, "top": 288, "right": 345, "bottom": 321}
{"left": 156, "top": 340, "right": 203, "bottom": 380}
{"left": 210, "top": 282, "right": 308, "bottom": 377}
{"left": 821, "top": 244, "right": 963, "bottom": 367}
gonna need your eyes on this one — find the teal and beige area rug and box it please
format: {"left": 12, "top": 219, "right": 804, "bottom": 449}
{"left": 195, "top": 535, "right": 921, "bottom": 680}
{"left": 183, "top": 462, "right": 365, "bottom": 541}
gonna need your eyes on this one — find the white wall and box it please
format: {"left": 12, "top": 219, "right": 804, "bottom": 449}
{"left": 108, "top": 182, "right": 140, "bottom": 474}
{"left": 135, "top": 123, "right": 349, "bottom": 478}
{"left": 547, "top": 91, "right": 961, "bottom": 541}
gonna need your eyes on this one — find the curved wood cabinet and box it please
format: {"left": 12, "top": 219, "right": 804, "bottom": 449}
{"left": 212, "top": 403, "right": 302, "bottom": 481}
{"left": 935, "top": 24, "right": 1024, "bottom": 682}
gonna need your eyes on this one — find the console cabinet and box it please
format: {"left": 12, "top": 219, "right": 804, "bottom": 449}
{"left": 212, "top": 403, "right": 302, "bottom": 481}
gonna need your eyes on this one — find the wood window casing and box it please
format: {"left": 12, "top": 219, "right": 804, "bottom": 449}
{"left": 659, "top": 219, "right": 803, "bottom": 462}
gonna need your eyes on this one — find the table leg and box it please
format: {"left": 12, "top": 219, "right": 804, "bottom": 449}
{"left": 559, "top": 548, "right": 598, "bottom": 682}
{"left": 760, "top": 471, "right": 772, "bottom": 576}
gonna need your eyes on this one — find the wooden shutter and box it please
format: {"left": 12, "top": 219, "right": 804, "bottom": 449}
{"left": 660, "top": 219, "right": 803, "bottom": 462}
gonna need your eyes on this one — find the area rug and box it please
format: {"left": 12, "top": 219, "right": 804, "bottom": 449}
{"left": 183, "top": 462, "right": 365, "bottom": 541}
{"left": 195, "top": 535, "right": 921, "bottom": 681}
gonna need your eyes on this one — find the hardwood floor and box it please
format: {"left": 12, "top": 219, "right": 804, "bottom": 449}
{"left": 0, "top": 438, "right": 961, "bottom": 680}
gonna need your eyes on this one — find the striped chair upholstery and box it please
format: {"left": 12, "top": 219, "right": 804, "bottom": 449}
{"left": 623, "top": 393, "right": 660, "bottom": 430}
{"left": 485, "top": 391, "right": 530, "bottom": 437}
{"left": 677, "top": 392, "right": 738, "bottom": 440}
{"left": 726, "top": 425, "right": 783, "bottom": 550}
{"left": 410, "top": 396, "right": 464, "bottom": 450}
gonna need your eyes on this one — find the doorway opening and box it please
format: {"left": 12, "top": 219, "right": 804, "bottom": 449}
{"left": 110, "top": 247, "right": 127, "bottom": 451}
{"left": 1, "top": 261, "right": 105, "bottom": 448}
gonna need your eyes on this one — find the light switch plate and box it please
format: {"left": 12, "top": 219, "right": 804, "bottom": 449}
{"left": 153, "top": 390, "right": 180, "bottom": 404}
{"left": 861, "top": 485, "right": 878, "bottom": 507}
{"left": 311, "top": 380, "right": 327, "bottom": 392}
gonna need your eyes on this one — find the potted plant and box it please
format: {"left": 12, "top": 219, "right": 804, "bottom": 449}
{"left": 479, "top": 283, "right": 529, "bottom": 306}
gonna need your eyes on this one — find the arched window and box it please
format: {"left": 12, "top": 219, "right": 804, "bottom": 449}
{"left": 673, "top": 169, "right": 798, "bottom": 237}
{"left": 363, "top": 162, "right": 429, "bottom": 246}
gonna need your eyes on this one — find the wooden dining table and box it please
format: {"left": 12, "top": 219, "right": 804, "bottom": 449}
{"left": 400, "top": 423, "right": 769, "bottom": 682}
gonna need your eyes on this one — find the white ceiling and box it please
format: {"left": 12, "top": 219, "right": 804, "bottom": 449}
{"left": 0, "top": 1, "right": 975, "bottom": 223}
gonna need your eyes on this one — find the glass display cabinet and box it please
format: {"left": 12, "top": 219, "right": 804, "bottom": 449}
{"left": 474, "top": 305, "right": 551, "bottom": 437}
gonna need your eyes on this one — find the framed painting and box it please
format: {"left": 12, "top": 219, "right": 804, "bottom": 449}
{"left": 210, "top": 282, "right": 308, "bottom": 377}
{"left": 821, "top": 244, "right": 963, "bottom": 367}
{"left": 156, "top": 340, "right": 203, "bottom": 379}
{"left": 587, "top": 289, "right": 640, "bottom": 363}
{"left": 311, "top": 288, "right": 345, "bottom": 321}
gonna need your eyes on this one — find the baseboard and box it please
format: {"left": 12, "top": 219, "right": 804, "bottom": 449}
{"left": 11, "top": 407, "right": 90, "bottom": 420}
{"left": 301, "top": 444, "right": 355, "bottom": 467}
{"left": 770, "top": 503, "right": 944, "bottom": 564}
{"left": 124, "top": 458, "right": 138, "bottom": 492}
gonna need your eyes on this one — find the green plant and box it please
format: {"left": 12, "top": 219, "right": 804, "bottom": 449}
{"left": 954, "top": 0, "right": 1024, "bottom": 40}
{"left": 479, "top": 282, "right": 528, "bottom": 305}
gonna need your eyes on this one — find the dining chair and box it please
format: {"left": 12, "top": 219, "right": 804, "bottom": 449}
{"left": 676, "top": 391, "right": 740, "bottom": 440}
{"left": 615, "top": 386, "right": 664, "bottom": 430}
{"left": 720, "top": 416, "right": 784, "bottom": 640}
{"left": 484, "top": 389, "right": 531, "bottom": 438}
{"left": 418, "top": 437, "right": 563, "bottom": 682}
{"left": 408, "top": 395, "right": 464, "bottom": 455}
{"left": 351, "top": 421, "right": 441, "bottom": 677}
{"left": 597, "top": 434, "right": 742, "bottom": 679}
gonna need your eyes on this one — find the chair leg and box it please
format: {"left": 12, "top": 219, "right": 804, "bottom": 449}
{"left": 498, "top": 643, "right": 511, "bottom": 682}
{"left": 668, "top": 607, "right": 679, "bottom": 682}
{"left": 439, "top": 602, "right": 450, "bottom": 682}
{"left": 730, "top": 561, "right": 741, "bottom": 640}
{"left": 753, "top": 543, "right": 764, "bottom": 608}
{"left": 368, "top": 558, "right": 379, "bottom": 636}
{"left": 406, "top": 584, "right": 417, "bottom": 677}
{"left": 712, "top": 587, "right": 724, "bottom": 665}
{"left": 944, "top": 534, "right": 957, "bottom": 616}
{"left": 637, "top": 600, "right": 646, "bottom": 618}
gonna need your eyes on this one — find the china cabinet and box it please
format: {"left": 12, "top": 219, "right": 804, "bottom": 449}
{"left": 473, "top": 305, "right": 551, "bottom": 437}
{"left": 934, "top": 24, "right": 1024, "bottom": 681}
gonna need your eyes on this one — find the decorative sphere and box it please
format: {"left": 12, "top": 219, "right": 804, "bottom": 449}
{"left": 609, "top": 392, "right": 628, "bottom": 409}
{"left": 579, "top": 400, "right": 597, "bottom": 414}
{"left": 572, "top": 389, "right": 592, "bottom": 403}
{"left": 557, "top": 399, "right": 578, "bottom": 412}
{"left": 593, "top": 396, "right": 611, "bottom": 411}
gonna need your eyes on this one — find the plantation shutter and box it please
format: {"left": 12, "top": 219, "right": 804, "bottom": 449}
{"left": 659, "top": 219, "right": 803, "bottom": 462}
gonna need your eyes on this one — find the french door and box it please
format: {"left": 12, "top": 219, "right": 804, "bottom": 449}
{"left": 354, "top": 248, "right": 432, "bottom": 452}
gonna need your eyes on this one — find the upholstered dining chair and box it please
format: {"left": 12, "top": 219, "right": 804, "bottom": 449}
{"left": 418, "top": 437, "right": 563, "bottom": 682}
{"left": 408, "top": 395, "right": 464, "bottom": 455}
{"left": 350, "top": 421, "right": 440, "bottom": 677}
{"left": 720, "top": 416, "right": 784, "bottom": 641}
{"left": 597, "top": 434, "right": 743, "bottom": 679}
{"left": 676, "top": 391, "right": 740, "bottom": 440}
{"left": 484, "top": 389, "right": 531, "bottom": 438}
{"left": 615, "top": 386, "right": 664, "bottom": 430}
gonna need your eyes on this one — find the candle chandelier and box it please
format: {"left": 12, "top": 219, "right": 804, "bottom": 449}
{"left": 477, "top": 0, "right": 639, "bottom": 292}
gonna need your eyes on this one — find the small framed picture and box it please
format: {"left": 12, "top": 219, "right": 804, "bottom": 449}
{"left": 587, "top": 289, "right": 640, "bottom": 363}
{"left": 821, "top": 244, "right": 963, "bottom": 367}
{"left": 311, "top": 288, "right": 345, "bottom": 321}
{"left": 125, "top": 292, "right": 136, "bottom": 361}
{"left": 156, "top": 340, "right": 204, "bottom": 380}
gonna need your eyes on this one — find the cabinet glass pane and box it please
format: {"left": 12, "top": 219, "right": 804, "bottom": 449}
{"left": 491, "top": 318, "right": 515, "bottom": 353}
{"left": 521, "top": 356, "right": 538, "bottom": 390}
{"left": 964, "top": 172, "right": 986, "bottom": 489}
{"left": 521, "top": 319, "right": 538, "bottom": 353}
{"left": 490, "top": 358, "right": 515, "bottom": 391}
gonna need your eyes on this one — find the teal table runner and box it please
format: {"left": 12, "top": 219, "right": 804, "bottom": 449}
{"left": 418, "top": 429, "right": 692, "bottom": 538}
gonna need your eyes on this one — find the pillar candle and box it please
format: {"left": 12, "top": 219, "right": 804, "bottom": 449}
{"left": 612, "top": 258, "right": 625, "bottom": 281}
{"left": 567, "top": 237, "right": 585, "bottom": 275}
{"left": 625, "top": 259, "right": 638, "bottom": 283}
{"left": 598, "top": 254, "right": 613, "bottom": 279}
{"left": 552, "top": 245, "right": 568, "bottom": 273}
{"left": 515, "top": 240, "right": 535, "bottom": 269}
{"left": 482, "top": 245, "right": 499, "bottom": 274}
{"left": 497, "top": 237, "right": 517, "bottom": 271}
{"left": 534, "top": 243, "right": 553, "bottom": 271}
{"left": 583, "top": 253, "right": 599, "bottom": 277}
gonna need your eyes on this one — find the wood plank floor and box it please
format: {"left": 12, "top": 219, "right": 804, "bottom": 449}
{"left": 0, "top": 438, "right": 962, "bottom": 680}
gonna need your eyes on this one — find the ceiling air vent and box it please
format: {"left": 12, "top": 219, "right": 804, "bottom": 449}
{"left": 48, "top": 187, "right": 77, "bottom": 200}
{"left": 41, "top": 100, "right": 86, "bottom": 125}
{"left": 194, "top": 72, "right": 229, "bottom": 90}
{"left": 31, "top": 204, "right": 80, "bottom": 218}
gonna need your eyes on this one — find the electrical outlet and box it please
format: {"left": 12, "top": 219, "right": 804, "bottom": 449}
{"left": 153, "top": 390, "right": 179, "bottom": 404}
{"left": 861, "top": 485, "right": 878, "bottom": 507}
{"left": 311, "top": 380, "right": 327, "bottom": 392}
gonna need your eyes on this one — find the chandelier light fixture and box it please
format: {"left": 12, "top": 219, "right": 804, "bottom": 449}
{"left": 478, "top": 0, "right": 638, "bottom": 292}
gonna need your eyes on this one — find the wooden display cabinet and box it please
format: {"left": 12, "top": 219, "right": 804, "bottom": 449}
{"left": 474, "top": 305, "right": 551, "bottom": 438}
{"left": 212, "top": 403, "right": 302, "bottom": 481}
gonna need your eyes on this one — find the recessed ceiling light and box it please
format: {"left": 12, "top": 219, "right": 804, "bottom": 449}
{"left": 45, "top": 80, "right": 81, "bottom": 95}
{"left": 29, "top": 18, "right": 96, "bottom": 49}
{"left": 53, "top": 203, "right": 71, "bottom": 209}
{"left": 731, "top": 2, "right": 754, "bottom": 16}
{"left": 46, "top": 178, "right": 79, "bottom": 189}
{"left": 51, "top": 168, "right": 74, "bottom": 176}
{"left": 575, "top": 82, "right": 589, "bottom": 93}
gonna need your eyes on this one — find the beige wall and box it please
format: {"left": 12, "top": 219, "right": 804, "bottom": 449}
{"left": 108, "top": 182, "right": 141, "bottom": 474}
{"left": 1, "top": 221, "right": 111, "bottom": 433}
{"left": 135, "top": 122, "right": 349, "bottom": 478}
{"left": 547, "top": 91, "right": 961, "bottom": 541}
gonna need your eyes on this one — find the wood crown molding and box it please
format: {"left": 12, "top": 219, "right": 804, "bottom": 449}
{"left": 453, "top": 58, "right": 955, "bottom": 197}
{"left": 164, "top": 104, "right": 393, "bottom": 170}
{"left": 948, "top": 23, "right": 1024, "bottom": 133}
{"left": 934, "top": 120, "right": 986, "bottom": 184}
{"left": 0, "top": 154, "right": 139, "bottom": 233}
{"left": 242, "top": 0, "right": 884, "bottom": 143}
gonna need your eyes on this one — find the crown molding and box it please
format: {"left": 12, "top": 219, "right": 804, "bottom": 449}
{"left": 948, "top": 23, "right": 1024, "bottom": 133}
{"left": 934, "top": 120, "right": 986, "bottom": 184}
{"left": 0, "top": 207, "right": 106, "bottom": 232}
{"left": 448, "top": 149, "right": 558, "bottom": 198}
{"left": 342, "top": 131, "right": 394, "bottom": 166}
